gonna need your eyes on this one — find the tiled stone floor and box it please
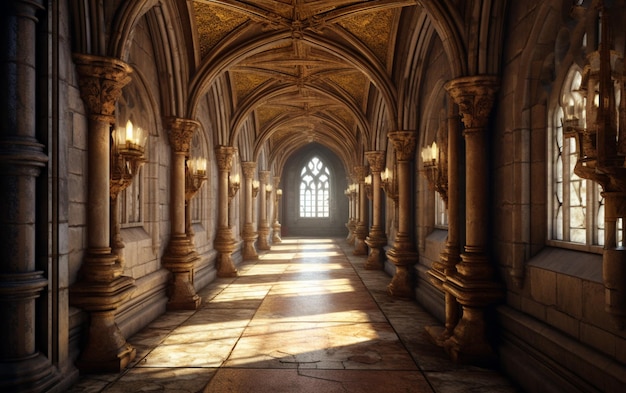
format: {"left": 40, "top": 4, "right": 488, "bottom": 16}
{"left": 68, "top": 238, "right": 521, "bottom": 393}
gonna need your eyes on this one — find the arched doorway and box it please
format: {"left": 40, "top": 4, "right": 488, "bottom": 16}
{"left": 281, "top": 144, "right": 348, "bottom": 237}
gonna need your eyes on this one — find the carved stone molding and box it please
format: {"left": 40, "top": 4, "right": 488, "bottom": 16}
{"left": 215, "top": 145, "right": 236, "bottom": 171}
{"left": 388, "top": 131, "right": 417, "bottom": 161}
{"left": 258, "top": 170, "right": 270, "bottom": 183}
{"left": 73, "top": 53, "right": 132, "bottom": 123}
{"left": 354, "top": 165, "right": 368, "bottom": 180}
{"left": 365, "top": 150, "right": 385, "bottom": 173}
{"left": 242, "top": 161, "right": 257, "bottom": 178}
{"left": 165, "top": 117, "right": 199, "bottom": 154}
{"left": 445, "top": 76, "right": 499, "bottom": 131}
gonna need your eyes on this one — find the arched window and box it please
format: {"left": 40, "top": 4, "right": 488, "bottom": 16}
{"left": 299, "top": 156, "right": 330, "bottom": 218}
{"left": 550, "top": 66, "right": 606, "bottom": 246}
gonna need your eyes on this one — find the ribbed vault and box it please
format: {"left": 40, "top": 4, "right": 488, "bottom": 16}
{"left": 187, "top": 0, "right": 418, "bottom": 169}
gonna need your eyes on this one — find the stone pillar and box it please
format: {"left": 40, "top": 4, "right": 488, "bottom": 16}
{"left": 603, "top": 192, "right": 626, "bottom": 329}
{"left": 272, "top": 176, "right": 282, "bottom": 243}
{"left": 69, "top": 54, "right": 137, "bottom": 372}
{"left": 346, "top": 184, "right": 356, "bottom": 243}
{"left": 162, "top": 118, "right": 201, "bottom": 310}
{"left": 427, "top": 103, "right": 461, "bottom": 345}
{"left": 443, "top": 75, "right": 502, "bottom": 365}
{"left": 347, "top": 175, "right": 359, "bottom": 244}
{"left": 241, "top": 162, "right": 259, "bottom": 260}
{"left": 386, "top": 131, "right": 418, "bottom": 298}
{"left": 257, "top": 171, "right": 271, "bottom": 250}
{"left": 353, "top": 166, "right": 369, "bottom": 255}
{"left": 0, "top": 1, "right": 59, "bottom": 389}
{"left": 214, "top": 146, "right": 238, "bottom": 276}
{"left": 365, "top": 151, "right": 387, "bottom": 269}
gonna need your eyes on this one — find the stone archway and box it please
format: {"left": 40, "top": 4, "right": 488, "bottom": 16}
{"left": 282, "top": 143, "right": 348, "bottom": 237}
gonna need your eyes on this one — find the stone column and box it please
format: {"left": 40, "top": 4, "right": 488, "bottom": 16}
{"left": 443, "top": 75, "right": 502, "bottom": 365}
{"left": 347, "top": 175, "right": 359, "bottom": 244}
{"left": 69, "top": 54, "right": 137, "bottom": 372}
{"left": 0, "top": 0, "right": 59, "bottom": 388}
{"left": 241, "top": 162, "right": 259, "bottom": 259}
{"left": 214, "top": 146, "right": 238, "bottom": 276}
{"left": 162, "top": 118, "right": 201, "bottom": 310}
{"left": 365, "top": 151, "right": 387, "bottom": 269}
{"left": 426, "top": 103, "right": 461, "bottom": 345}
{"left": 386, "top": 131, "right": 418, "bottom": 298}
{"left": 257, "top": 171, "right": 271, "bottom": 250}
{"left": 346, "top": 183, "right": 356, "bottom": 242}
{"left": 353, "top": 166, "right": 369, "bottom": 255}
{"left": 272, "top": 176, "right": 282, "bottom": 243}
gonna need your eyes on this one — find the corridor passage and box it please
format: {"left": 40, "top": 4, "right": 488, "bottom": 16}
{"left": 69, "top": 239, "right": 519, "bottom": 393}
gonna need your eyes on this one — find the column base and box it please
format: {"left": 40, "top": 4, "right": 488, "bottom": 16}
{"left": 166, "top": 269, "right": 202, "bottom": 311}
{"left": 353, "top": 237, "right": 368, "bottom": 255}
{"left": 443, "top": 306, "right": 497, "bottom": 368}
{"left": 257, "top": 227, "right": 270, "bottom": 250}
{"left": 425, "top": 325, "right": 452, "bottom": 347}
{"left": 217, "top": 252, "right": 238, "bottom": 277}
{"left": 242, "top": 240, "right": 259, "bottom": 260}
{"left": 272, "top": 222, "right": 282, "bottom": 243}
{"left": 364, "top": 235, "right": 387, "bottom": 270}
{"left": 0, "top": 353, "right": 60, "bottom": 392}
{"left": 163, "top": 236, "right": 201, "bottom": 310}
{"left": 70, "top": 275, "right": 137, "bottom": 373}
{"left": 364, "top": 246, "right": 384, "bottom": 269}
{"left": 76, "top": 309, "right": 137, "bottom": 373}
{"left": 386, "top": 246, "right": 417, "bottom": 299}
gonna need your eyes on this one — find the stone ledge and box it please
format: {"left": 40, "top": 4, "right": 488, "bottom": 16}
{"left": 498, "top": 306, "right": 626, "bottom": 393}
{"left": 527, "top": 247, "right": 602, "bottom": 283}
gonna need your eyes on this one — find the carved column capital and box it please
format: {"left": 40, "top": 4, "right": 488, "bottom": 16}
{"left": 259, "top": 170, "right": 270, "bottom": 183}
{"left": 241, "top": 162, "right": 257, "bottom": 179}
{"left": 388, "top": 131, "right": 417, "bottom": 161}
{"left": 445, "top": 75, "right": 499, "bottom": 130}
{"left": 165, "top": 118, "right": 199, "bottom": 154}
{"left": 73, "top": 54, "right": 132, "bottom": 123}
{"left": 215, "top": 146, "right": 236, "bottom": 171}
{"left": 354, "top": 165, "right": 369, "bottom": 180}
{"left": 365, "top": 151, "right": 385, "bottom": 172}
{"left": 273, "top": 176, "right": 281, "bottom": 188}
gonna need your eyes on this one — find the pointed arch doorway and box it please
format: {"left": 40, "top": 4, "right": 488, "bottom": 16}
{"left": 281, "top": 144, "right": 349, "bottom": 237}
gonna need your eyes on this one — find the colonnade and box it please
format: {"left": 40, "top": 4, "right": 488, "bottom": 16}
{"left": 343, "top": 75, "right": 504, "bottom": 366}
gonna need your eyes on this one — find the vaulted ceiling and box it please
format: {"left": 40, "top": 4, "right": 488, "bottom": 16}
{"left": 189, "top": 0, "right": 420, "bottom": 165}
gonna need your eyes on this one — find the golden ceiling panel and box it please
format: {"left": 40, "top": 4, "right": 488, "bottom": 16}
{"left": 326, "top": 71, "right": 368, "bottom": 107}
{"left": 337, "top": 9, "right": 395, "bottom": 67}
{"left": 331, "top": 107, "right": 355, "bottom": 131}
{"left": 256, "top": 104, "right": 285, "bottom": 128}
{"left": 193, "top": 2, "right": 249, "bottom": 58}
{"left": 231, "top": 71, "right": 271, "bottom": 103}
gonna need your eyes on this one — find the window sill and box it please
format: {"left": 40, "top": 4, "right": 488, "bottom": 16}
{"left": 545, "top": 239, "right": 603, "bottom": 255}
{"left": 527, "top": 246, "right": 602, "bottom": 283}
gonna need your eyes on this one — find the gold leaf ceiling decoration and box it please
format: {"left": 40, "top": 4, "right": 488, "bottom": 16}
{"left": 191, "top": 0, "right": 414, "bottom": 157}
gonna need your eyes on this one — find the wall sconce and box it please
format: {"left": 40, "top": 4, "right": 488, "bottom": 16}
{"left": 364, "top": 174, "right": 372, "bottom": 199}
{"left": 276, "top": 188, "right": 283, "bottom": 199}
{"left": 561, "top": 6, "right": 625, "bottom": 183}
{"left": 110, "top": 120, "right": 147, "bottom": 198}
{"left": 265, "top": 184, "right": 273, "bottom": 198}
{"left": 421, "top": 140, "right": 448, "bottom": 205}
{"left": 252, "top": 180, "right": 260, "bottom": 197}
{"left": 380, "top": 168, "right": 398, "bottom": 202}
{"left": 228, "top": 173, "right": 240, "bottom": 200}
{"left": 561, "top": 1, "right": 626, "bottom": 329}
{"left": 185, "top": 156, "right": 207, "bottom": 200}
